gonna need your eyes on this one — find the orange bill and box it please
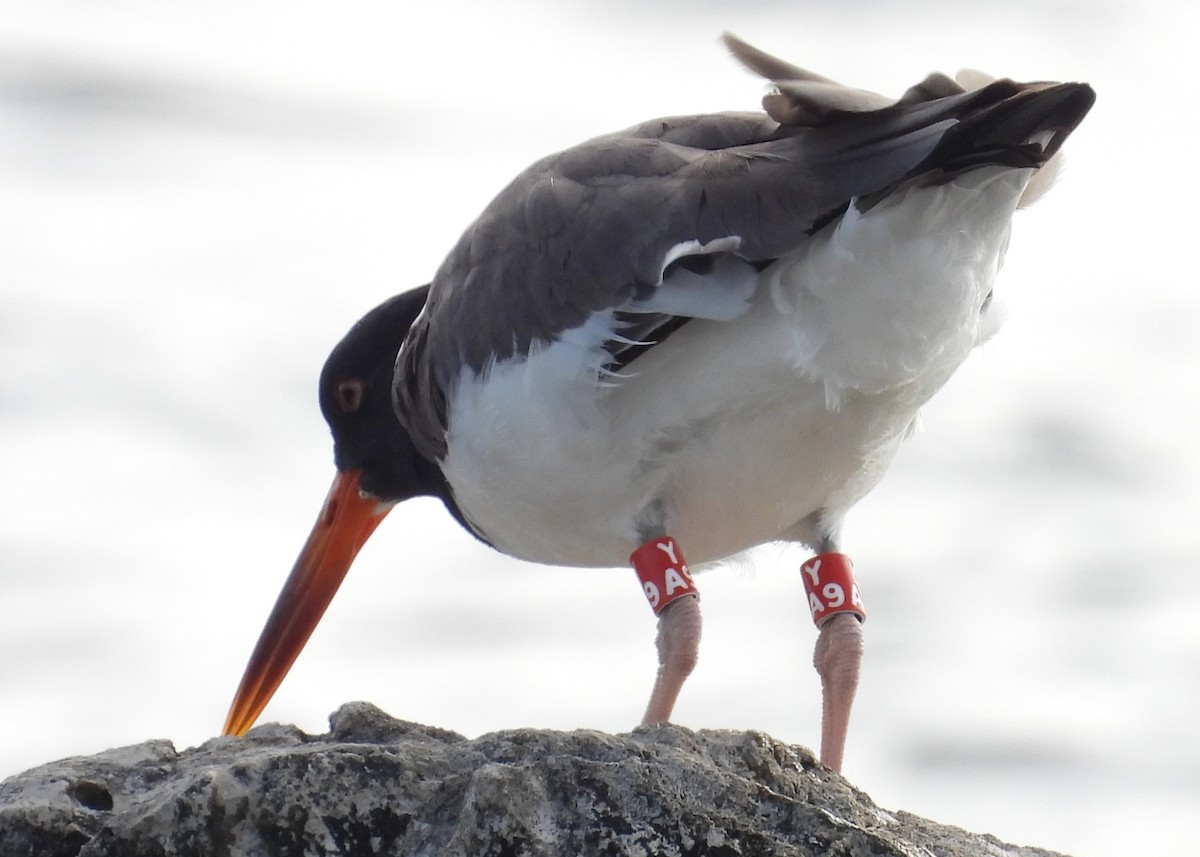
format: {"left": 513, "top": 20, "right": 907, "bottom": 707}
{"left": 222, "top": 469, "right": 391, "bottom": 736}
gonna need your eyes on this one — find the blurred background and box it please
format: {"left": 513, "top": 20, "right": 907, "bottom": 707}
{"left": 2, "top": 1, "right": 1196, "bottom": 854}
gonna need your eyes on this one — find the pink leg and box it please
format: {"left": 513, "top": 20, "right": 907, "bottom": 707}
{"left": 641, "top": 594, "right": 702, "bottom": 726}
{"left": 812, "top": 611, "right": 864, "bottom": 772}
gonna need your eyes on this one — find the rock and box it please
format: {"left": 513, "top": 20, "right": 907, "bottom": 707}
{"left": 0, "top": 701, "right": 1065, "bottom": 857}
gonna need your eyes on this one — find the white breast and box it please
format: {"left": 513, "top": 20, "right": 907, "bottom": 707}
{"left": 440, "top": 167, "right": 1031, "bottom": 568}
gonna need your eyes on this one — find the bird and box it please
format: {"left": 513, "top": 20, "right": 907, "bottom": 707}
{"left": 220, "top": 34, "right": 1094, "bottom": 773}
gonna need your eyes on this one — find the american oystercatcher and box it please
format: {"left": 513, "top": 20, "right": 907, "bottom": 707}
{"left": 221, "top": 34, "right": 1094, "bottom": 772}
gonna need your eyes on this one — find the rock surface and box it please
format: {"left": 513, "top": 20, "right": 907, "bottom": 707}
{"left": 0, "top": 701, "right": 1066, "bottom": 857}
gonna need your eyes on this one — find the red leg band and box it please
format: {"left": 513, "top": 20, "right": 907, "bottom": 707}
{"left": 631, "top": 536, "right": 698, "bottom": 615}
{"left": 800, "top": 553, "right": 865, "bottom": 627}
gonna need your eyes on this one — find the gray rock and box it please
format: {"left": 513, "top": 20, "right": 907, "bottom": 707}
{"left": 0, "top": 701, "right": 1066, "bottom": 857}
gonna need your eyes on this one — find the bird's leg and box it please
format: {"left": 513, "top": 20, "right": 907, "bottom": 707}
{"left": 813, "top": 612, "right": 863, "bottom": 772}
{"left": 642, "top": 595, "right": 702, "bottom": 725}
{"left": 800, "top": 553, "right": 866, "bottom": 773}
{"left": 630, "top": 536, "right": 702, "bottom": 726}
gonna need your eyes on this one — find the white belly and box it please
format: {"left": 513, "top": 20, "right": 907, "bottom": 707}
{"left": 441, "top": 168, "right": 1029, "bottom": 567}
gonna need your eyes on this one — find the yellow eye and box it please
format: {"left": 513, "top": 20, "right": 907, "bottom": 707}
{"left": 334, "top": 378, "right": 365, "bottom": 413}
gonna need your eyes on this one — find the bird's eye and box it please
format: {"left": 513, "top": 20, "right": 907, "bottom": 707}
{"left": 334, "top": 378, "right": 365, "bottom": 413}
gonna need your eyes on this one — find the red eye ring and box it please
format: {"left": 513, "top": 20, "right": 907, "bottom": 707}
{"left": 335, "top": 378, "right": 365, "bottom": 413}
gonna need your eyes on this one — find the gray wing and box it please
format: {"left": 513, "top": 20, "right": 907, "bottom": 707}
{"left": 398, "top": 36, "right": 1093, "bottom": 457}
{"left": 421, "top": 112, "right": 936, "bottom": 375}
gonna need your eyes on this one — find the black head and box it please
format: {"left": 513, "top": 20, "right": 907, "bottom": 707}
{"left": 317, "top": 285, "right": 443, "bottom": 503}
{"left": 223, "top": 285, "right": 450, "bottom": 737}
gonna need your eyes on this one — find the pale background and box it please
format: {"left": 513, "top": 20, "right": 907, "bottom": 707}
{"left": 2, "top": 2, "right": 1197, "bottom": 855}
